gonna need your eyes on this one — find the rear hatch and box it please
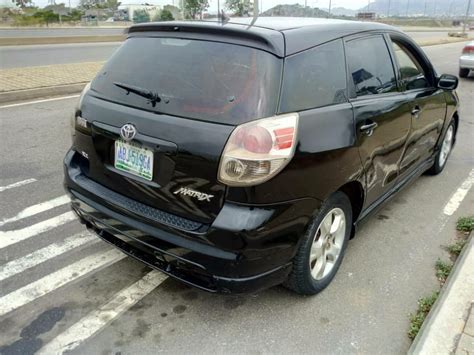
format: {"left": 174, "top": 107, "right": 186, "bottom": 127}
{"left": 77, "top": 34, "right": 282, "bottom": 225}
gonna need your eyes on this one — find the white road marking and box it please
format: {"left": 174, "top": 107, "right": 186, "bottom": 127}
{"left": 0, "top": 195, "right": 71, "bottom": 227}
{"left": 0, "top": 95, "right": 80, "bottom": 109}
{"left": 0, "top": 231, "right": 98, "bottom": 281}
{"left": 0, "top": 249, "right": 125, "bottom": 317}
{"left": 40, "top": 271, "right": 167, "bottom": 354}
{"left": 0, "top": 178, "right": 37, "bottom": 192}
{"left": 443, "top": 168, "right": 474, "bottom": 216}
{"left": 0, "top": 211, "right": 76, "bottom": 250}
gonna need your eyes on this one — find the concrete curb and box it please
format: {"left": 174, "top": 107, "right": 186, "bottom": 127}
{"left": 0, "top": 83, "right": 87, "bottom": 104}
{"left": 408, "top": 233, "right": 474, "bottom": 354}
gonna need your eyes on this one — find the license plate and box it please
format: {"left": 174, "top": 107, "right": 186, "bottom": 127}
{"left": 114, "top": 140, "right": 153, "bottom": 181}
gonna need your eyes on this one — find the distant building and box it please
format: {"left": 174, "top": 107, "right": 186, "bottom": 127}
{"left": 357, "top": 12, "right": 376, "bottom": 20}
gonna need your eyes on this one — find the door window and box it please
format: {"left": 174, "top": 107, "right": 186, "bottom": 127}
{"left": 346, "top": 36, "right": 398, "bottom": 97}
{"left": 391, "top": 41, "right": 430, "bottom": 90}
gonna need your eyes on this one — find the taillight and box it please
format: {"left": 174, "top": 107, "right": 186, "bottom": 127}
{"left": 218, "top": 113, "right": 299, "bottom": 186}
{"left": 463, "top": 45, "right": 474, "bottom": 55}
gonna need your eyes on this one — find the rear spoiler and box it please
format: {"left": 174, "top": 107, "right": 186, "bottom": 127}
{"left": 126, "top": 21, "right": 285, "bottom": 57}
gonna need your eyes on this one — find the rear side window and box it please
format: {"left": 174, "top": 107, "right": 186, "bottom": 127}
{"left": 279, "top": 39, "right": 347, "bottom": 113}
{"left": 346, "top": 36, "right": 398, "bottom": 97}
{"left": 90, "top": 37, "right": 282, "bottom": 124}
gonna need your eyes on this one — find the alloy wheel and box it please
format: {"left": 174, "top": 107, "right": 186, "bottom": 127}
{"left": 309, "top": 208, "right": 346, "bottom": 280}
{"left": 439, "top": 125, "right": 454, "bottom": 168}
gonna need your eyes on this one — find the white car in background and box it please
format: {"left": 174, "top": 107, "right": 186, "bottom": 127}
{"left": 459, "top": 41, "right": 474, "bottom": 78}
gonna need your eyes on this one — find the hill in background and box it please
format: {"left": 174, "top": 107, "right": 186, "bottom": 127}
{"left": 262, "top": 4, "right": 329, "bottom": 18}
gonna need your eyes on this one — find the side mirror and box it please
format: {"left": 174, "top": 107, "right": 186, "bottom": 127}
{"left": 437, "top": 74, "right": 459, "bottom": 91}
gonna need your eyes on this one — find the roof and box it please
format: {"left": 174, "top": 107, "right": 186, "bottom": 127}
{"left": 127, "top": 17, "right": 403, "bottom": 57}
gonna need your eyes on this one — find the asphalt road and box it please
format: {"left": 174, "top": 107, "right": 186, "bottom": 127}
{"left": 0, "top": 27, "right": 126, "bottom": 38}
{"left": 0, "top": 42, "right": 120, "bottom": 68}
{"left": 0, "top": 42, "right": 473, "bottom": 354}
{"left": 0, "top": 31, "right": 462, "bottom": 69}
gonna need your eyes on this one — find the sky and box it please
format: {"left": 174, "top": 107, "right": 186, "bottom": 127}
{"left": 30, "top": 0, "right": 370, "bottom": 12}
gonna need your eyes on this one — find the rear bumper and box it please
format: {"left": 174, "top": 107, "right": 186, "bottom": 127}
{"left": 460, "top": 55, "right": 474, "bottom": 69}
{"left": 64, "top": 149, "right": 320, "bottom": 294}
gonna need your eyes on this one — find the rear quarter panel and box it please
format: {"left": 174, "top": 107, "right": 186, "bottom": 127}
{"left": 226, "top": 103, "right": 365, "bottom": 205}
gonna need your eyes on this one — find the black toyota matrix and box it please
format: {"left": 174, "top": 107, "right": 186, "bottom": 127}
{"left": 65, "top": 17, "right": 460, "bottom": 295}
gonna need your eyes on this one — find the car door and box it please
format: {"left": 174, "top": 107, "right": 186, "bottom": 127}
{"left": 387, "top": 35, "right": 447, "bottom": 177}
{"left": 345, "top": 34, "right": 412, "bottom": 207}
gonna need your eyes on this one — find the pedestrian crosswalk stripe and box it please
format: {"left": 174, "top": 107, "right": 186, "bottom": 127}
{"left": 0, "top": 249, "right": 125, "bottom": 317}
{"left": 0, "top": 231, "right": 98, "bottom": 282}
{"left": 0, "top": 178, "right": 37, "bottom": 193}
{"left": 0, "top": 195, "right": 71, "bottom": 227}
{"left": 39, "top": 271, "right": 167, "bottom": 354}
{"left": 0, "top": 211, "right": 76, "bottom": 250}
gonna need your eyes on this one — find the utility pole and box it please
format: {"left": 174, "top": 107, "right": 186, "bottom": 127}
{"left": 406, "top": 0, "right": 410, "bottom": 17}
{"left": 328, "top": 0, "right": 332, "bottom": 17}
{"left": 424, "top": 0, "right": 428, "bottom": 17}
{"left": 387, "top": 0, "right": 391, "bottom": 17}
{"left": 367, "top": 0, "right": 370, "bottom": 12}
{"left": 448, "top": 0, "right": 455, "bottom": 18}
{"left": 463, "top": 0, "right": 472, "bottom": 34}
{"left": 217, "top": 0, "right": 219, "bottom": 20}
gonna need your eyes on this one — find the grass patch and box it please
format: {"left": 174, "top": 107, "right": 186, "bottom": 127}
{"left": 456, "top": 216, "right": 474, "bottom": 233}
{"left": 408, "top": 291, "right": 439, "bottom": 340}
{"left": 435, "top": 259, "right": 453, "bottom": 284}
{"left": 447, "top": 240, "right": 468, "bottom": 257}
{"left": 408, "top": 216, "right": 471, "bottom": 341}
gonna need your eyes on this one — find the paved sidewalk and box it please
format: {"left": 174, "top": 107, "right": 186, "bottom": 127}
{"left": 409, "top": 235, "right": 474, "bottom": 354}
{"left": 456, "top": 304, "right": 474, "bottom": 355}
{"left": 0, "top": 61, "right": 104, "bottom": 92}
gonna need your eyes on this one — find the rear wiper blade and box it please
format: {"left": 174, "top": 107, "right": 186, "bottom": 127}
{"left": 113, "top": 82, "right": 162, "bottom": 107}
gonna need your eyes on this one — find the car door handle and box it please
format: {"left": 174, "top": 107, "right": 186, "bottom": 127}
{"left": 411, "top": 106, "right": 422, "bottom": 118}
{"left": 360, "top": 122, "right": 378, "bottom": 136}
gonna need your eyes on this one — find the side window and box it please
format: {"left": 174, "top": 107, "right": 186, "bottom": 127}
{"left": 279, "top": 39, "right": 347, "bottom": 113}
{"left": 346, "top": 36, "right": 398, "bottom": 97}
{"left": 391, "top": 41, "right": 430, "bottom": 90}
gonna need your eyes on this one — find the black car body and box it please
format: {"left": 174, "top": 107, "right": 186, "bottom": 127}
{"left": 65, "top": 17, "right": 459, "bottom": 294}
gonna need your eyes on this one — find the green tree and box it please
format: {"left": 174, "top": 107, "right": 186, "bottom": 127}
{"left": 184, "top": 0, "right": 208, "bottom": 19}
{"left": 159, "top": 9, "right": 174, "bottom": 20}
{"left": 103, "top": 0, "right": 120, "bottom": 10}
{"left": 33, "top": 10, "right": 59, "bottom": 25}
{"left": 79, "top": 0, "right": 104, "bottom": 10}
{"left": 133, "top": 8, "right": 150, "bottom": 23}
{"left": 66, "top": 8, "right": 85, "bottom": 20}
{"left": 14, "top": 0, "right": 32, "bottom": 8}
{"left": 163, "top": 4, "right": 182, "bottom": 19}
{"left": 225, "top": 0, "right": 250, "bottom": 16}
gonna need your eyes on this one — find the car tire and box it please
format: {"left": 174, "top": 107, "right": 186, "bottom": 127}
{"left": 284, "top": 191, "right": 352, "bottom": 295}
{"left": 459, "top": 68, "right": 469, "bottom": 78}
{"left": 427, "top": 120, "right": 456, "bottom": 175}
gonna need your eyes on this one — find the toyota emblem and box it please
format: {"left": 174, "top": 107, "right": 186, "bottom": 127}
{"left": 120, "top": 123, "right": 137, "bottom": 142}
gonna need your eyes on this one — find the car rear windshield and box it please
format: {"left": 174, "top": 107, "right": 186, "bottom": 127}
{"left": 90, "top": 37, "right": 282, "bottom": 124}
